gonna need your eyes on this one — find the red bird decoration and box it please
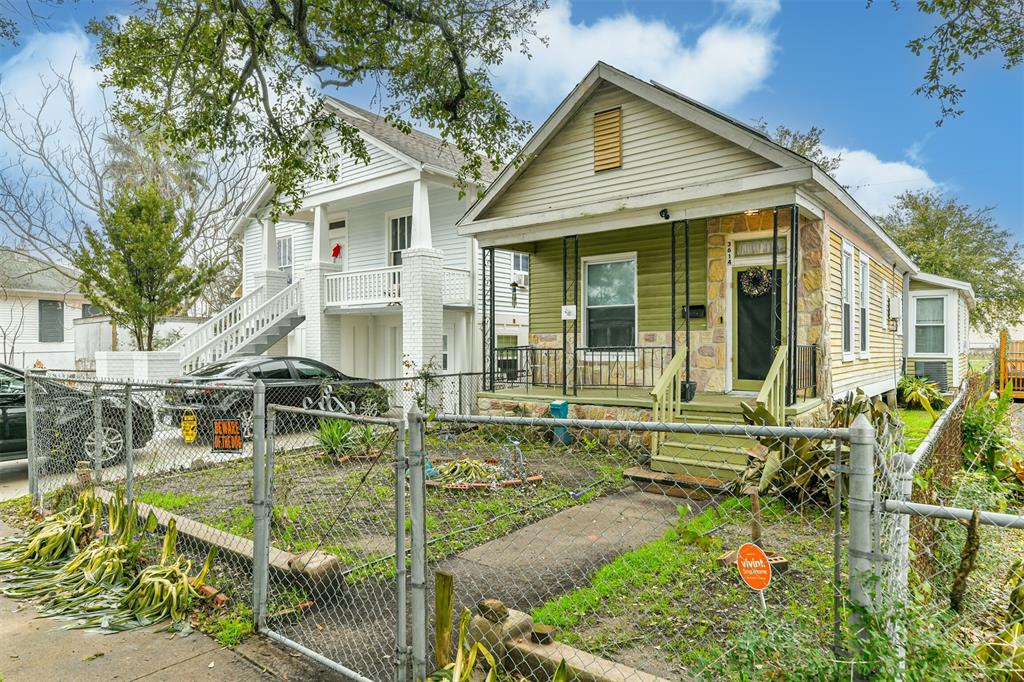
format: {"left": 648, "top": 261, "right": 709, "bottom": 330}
{"left": 331, "top": 243, "right": 342, "bottom": 260}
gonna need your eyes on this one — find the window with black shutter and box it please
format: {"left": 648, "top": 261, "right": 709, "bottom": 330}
{"left": 38, "top": 300, "right": 64, "bottom": 342}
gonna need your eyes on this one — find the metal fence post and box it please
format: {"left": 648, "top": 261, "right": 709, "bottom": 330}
{"left": 124, "top": 384, "right": 134, "bottom": 507}
{"left": 407, "top": 406, "right": 427, "bottom": 680}
{"left": 251, "top": 381, "right": 269, "bottom": 631}
{"left": 92, "top": 384, "right": 103, "bottom": 484}
{"left": 25, "top": 372, "right": 38, "bottom": 510}
{"left": 393, "top": 419, "right": 409, "bottom": 682}
{"left": 848, "top": 413, "right": 877, "bottom": 663}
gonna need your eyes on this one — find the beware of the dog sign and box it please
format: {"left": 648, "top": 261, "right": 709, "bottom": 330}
{"left": 736, "top": 542, "right": 772, "bottom": 591}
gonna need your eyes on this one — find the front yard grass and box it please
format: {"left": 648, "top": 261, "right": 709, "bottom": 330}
{"left": 531, "top": 496, "right": 839, "bottom": 678}
{"left": 899, "top": 407, "right": 934, "bottom": 452}
{"left": 129, "top": 427, "right": 635, "bottom": 581}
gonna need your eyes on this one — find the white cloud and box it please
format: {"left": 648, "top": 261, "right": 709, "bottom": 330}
{"left": 496, "top": 0, "right": 778, "bottom": 113}
{"left": 825, "top": 144, "right": 940, "bottom": 215}
{"left": 0, "top": 28, "right": 104, "bottom": 117}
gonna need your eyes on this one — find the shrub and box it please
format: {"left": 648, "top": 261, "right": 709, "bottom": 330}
{"left": 962, "top": 382, "right": 1013, "bottom": 471}
{"left": 899, "top": 375, "right": 947, "bottom": 419}
{"left": 317, "top": 418, "right": 355, "bottom": 460}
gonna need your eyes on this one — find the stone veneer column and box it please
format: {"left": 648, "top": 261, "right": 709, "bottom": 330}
{"left": 402, "top": 247, "right": 445, "bottom": 373}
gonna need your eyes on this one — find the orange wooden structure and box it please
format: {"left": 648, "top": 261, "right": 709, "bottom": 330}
{"left": 998, "top": 330, "right": 1024, "bottom": 399}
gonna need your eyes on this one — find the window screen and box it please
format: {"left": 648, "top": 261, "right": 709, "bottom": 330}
{"left": 38, "top": 300, "right": 64, "bottom": 343}
{"left": 915, "top": 297, "right": 945, "bottom": 354}
{"left": 585, "top": 259, "right": 636, "bottom": 348}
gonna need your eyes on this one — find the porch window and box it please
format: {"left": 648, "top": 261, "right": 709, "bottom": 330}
{"left": 584, "top": 256, "right": 636, "bottom": 348}
{"left": 277, "top": 235, "right": 293, "bottom": 284}
{"left": 841, "top": 242, "right": 854, "bottom": 358}
{"left": 442, "top": 334, "right": 450, "bottom": 371}
{"left": 389, "top": 214, "right": 412, "bottom": 266}
{"left": 915, "top": 297, "right": 945, "bottom": 354}
{"left": 859, "top": 253, "right": 870, "bottom": 355}
{"left": 734, "top": 236, "right": 786, "bottom": 258}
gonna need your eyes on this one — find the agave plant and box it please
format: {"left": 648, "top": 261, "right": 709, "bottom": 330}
{"left": 898, "top": 374, "right": 946, "bottom": 419}
{"left": 317, "top": 418, "right": 356, "bottom": 462}
{"left": 428, "top": 608, "right": 499, "bottom": 681}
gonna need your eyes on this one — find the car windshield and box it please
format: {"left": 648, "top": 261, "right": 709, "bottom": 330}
{"left": 188, "top": 360, "right": 250, "bottom": 378}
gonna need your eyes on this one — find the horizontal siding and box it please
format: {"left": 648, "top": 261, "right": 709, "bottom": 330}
{"left": 302, "top": 131, "right": 409, "bottom": 196}
{"left": 0, "top": 294, "right": 82, "bottom": 367}
{"left": 483, "top": 82, "right": 777, "bottom": 219}
{"left": 529, "top": 221, "right": 708, "bottom": 336}
{"left": 480, "top": 248, "right": 530, "bottom": 320}
{"left": 827, "top": 230, "right": 903, "bottom": 397}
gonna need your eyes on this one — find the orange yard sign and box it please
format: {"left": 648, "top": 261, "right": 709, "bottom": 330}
{"left": 736, "top": 542, "right": 772, "bottom": 591}
{"left": 213, "top": 419, "right": 243, "bottom": 452}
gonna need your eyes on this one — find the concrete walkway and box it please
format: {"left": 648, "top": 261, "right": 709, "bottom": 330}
{"left": 0, "top": 520, "right": 344, "bottom": 681}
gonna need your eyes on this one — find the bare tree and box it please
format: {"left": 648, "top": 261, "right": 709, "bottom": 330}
{"left": 0, "top": 292, "right": 28, "bottom": 365}
{"left": 0, "top": 65, "right": 258, "bottom": 313}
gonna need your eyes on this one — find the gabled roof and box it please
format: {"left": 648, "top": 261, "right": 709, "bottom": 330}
{"left": 230, "top": 98, "right": 487, "bottom": 237}
{"left": 0, "top": 250, "right": 79, "bottom": 295}
{"left": 457, "top": 62, "right": 917, "bottom": 273}
{"left": 912, "top": 271, "right": 976, "bottom": 306}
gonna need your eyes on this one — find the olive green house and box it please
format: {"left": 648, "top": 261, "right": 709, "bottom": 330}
{"left": 458, "top": 63, "right": 919, "bottom": 483}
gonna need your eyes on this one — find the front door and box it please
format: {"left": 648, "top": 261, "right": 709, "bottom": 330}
{"left": 732, "top": 266, "right": 784, "bottom": 391}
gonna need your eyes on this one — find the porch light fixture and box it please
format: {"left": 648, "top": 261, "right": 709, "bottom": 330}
{"left": 744, "top": 209, "right": 760, "bottom": 216}
{"left": 659, "top": 208, "right": 670, "bottom": 220}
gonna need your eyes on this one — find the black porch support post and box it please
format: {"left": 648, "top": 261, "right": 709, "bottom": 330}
{"left": 671, "top": 222, "right": 677, "bottom": 359}
{"left": 770, "top": 207, "right": 779, "bottom": 360}
{"left": 561, "top": 237, "right": 568, "bottom": 397}
{"left": 573, "top": 235, "right": 580, "bottom": 398}
{"left": 787, "top": 205, "right": 800, "bottom": 405}
{"left": 684, "top": 220, "right": 692, "bottom": 387}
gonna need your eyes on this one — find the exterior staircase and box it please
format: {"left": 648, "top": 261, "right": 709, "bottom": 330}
{"left": 649, "top": 346, "right": 788, "bottom": 486}
{"left": 169, "top": 281, "right": 305, "bottom": 374}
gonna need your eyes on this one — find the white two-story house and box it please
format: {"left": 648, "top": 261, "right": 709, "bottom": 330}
{"left": 168, "top": 99, "right": 528, "bottom": 380}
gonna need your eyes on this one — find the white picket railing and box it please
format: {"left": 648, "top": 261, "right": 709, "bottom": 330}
{"left": 442, "top": 268, "right": 472, "bottom": 306}
{"left": 325, "top": 266, "right": 472, "bottom": 307}
{"left": 169, "top": 286, "right": 266, "bottom": 360}
{"left": 180, "top": 282, "right": 303, "bottom": 373}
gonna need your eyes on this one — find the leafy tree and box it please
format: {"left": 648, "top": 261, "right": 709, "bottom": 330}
{"left": 870, "top": 0, "right": 1024, "bottom": 124}
{"left": 72, "top": 182, "right": 224, "bottom": 350}
{"left": 86, "top": 0, "right": 544, "bottom": 214}
{"left": 752, "top": 118, "right": 842, "bottom": 175}
{"left": 878, "top": 190, "right": 1024, "bottom": 331}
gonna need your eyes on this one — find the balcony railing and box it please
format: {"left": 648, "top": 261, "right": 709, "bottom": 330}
{"left": 324, "top": 266, "right": 473, "bottom": 307}
{"left": 492, "top": 345, "right": 674, "bottom": 395}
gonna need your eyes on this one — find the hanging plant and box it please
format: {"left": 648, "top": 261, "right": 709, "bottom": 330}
{"left": 740, "top": 266, "right": 773, "bottom": 297}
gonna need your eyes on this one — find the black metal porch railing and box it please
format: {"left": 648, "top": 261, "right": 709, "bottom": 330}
{"left": 794, "top": 343, "right": 818, "bottom": 398}
{"left": 492, "top": 345, "right": 674, "bottom": 396}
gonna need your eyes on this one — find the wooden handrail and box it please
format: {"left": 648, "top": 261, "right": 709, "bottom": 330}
{"left": 756, "top": 345, "right": 788, "bottom": 425}
{"left": 649, "top": 346, "right": 688, "bottom": 457}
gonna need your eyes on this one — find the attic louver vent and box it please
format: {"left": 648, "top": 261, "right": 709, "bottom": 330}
{"left": 593, "top": 108, "right": 622, "bottom": 172}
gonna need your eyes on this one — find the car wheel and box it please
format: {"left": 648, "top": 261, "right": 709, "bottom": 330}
{"left": 82, "top": 425, "right": 126, "bottom": 467}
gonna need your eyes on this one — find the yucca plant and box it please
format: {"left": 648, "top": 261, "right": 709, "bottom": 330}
{"left": 317, "top": 418, "right": 356, "bottom": 462}
{"left": 428, "top": 608, "right": 498, "bottom": 682}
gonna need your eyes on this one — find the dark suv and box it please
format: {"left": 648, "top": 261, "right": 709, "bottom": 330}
{"left": 0, "top": 363, "right": 155, "bottom": 467}
{"left": 159, "top": 356, "right": 390, "bottom": 440}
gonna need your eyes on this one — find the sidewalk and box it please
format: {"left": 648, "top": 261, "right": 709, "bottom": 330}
{"left": 0, "top": 521, "right": 343, "bottom": 681}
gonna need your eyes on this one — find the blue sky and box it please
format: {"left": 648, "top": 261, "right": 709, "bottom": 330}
{"left": 1, "top": 0, "right": 1022, "bottom": 235}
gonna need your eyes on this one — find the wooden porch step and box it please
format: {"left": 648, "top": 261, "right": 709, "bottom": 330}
{"left": 651, "top": 454, "right": 748, "bottom": 481}
{"left": 624, "top": 466, "right": 730, "bottom": 496}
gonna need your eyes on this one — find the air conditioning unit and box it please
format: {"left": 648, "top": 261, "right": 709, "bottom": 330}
{"left": 888, "top": 296, "right": 901, "bottom": 320}
{"left": 513, "top": 272, "right": 529, "bottom": 289}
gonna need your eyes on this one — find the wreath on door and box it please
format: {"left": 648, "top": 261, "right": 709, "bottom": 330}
{"left": 739, "top": 266, "right": 773, "bottom": 297}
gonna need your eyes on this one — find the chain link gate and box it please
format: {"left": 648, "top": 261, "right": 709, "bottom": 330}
{"left": 255, "top": 402, "right": 410, "bottom": 681}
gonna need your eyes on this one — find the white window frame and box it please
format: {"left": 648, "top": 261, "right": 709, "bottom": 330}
{"left": 911, "top": 292, "right": 948, "bottom": 356}
{"left": 276, "top": 235, "right": 293, "bottom": 284}
{"left": 858, "top": 253, "right": 870, "bottom": 357}
{"left": 511, "top": 252, "right": 529, "bottom": 275}
{"left": 385, "top": 208, "right": 413, "bottom": 267}
{"left": 841, "top": 240, "right": 854, "bottom": 361}
{"left": 581, "top": 252, "right": 638, "bottom": 350}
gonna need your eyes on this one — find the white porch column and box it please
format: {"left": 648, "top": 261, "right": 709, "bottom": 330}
{"left": 410, "top": 180, "right": 432, "bottom": 249}
{"left": 403, "top": 180, "right": 444, "bottom": 373}
{"left": 253, "top": 216, "right": 287, "bottom": 296}
{"left": 301, "top": 205, "right": 342, "bottom": 367}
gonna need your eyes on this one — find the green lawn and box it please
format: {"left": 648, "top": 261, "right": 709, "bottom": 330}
{"left": 899, "top": 407, "right": 935, "bottom": 452}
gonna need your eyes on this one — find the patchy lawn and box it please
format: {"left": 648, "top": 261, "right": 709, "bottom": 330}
{"left": 900, "top": 407, "right": 935, "bottom": 452}
{"left": 129, "top": 427, "right": 635, "bottom": 581}
{"left": 531, "top": 497, "right": 840, "bottom": 678}
{"left": 0, "top": 495, "right": 33, "bottom": 529}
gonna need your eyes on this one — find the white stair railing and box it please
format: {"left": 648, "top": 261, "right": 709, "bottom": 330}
{"left": 169, "top": 286, "right": 266, "bottom": 360}
{"left": 180, "top": 282, "right": 303, "bottom": 373}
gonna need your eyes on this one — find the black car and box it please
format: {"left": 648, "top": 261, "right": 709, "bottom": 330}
{"left": 160, "top": 356, "right": 391, "bottom": 440}
{"left": 0, "top": 363, "right": 155, "bottom": 468}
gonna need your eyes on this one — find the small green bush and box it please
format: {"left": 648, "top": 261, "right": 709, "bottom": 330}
{"left": 962, "top": 382, "right": 1014, "bottom": 471}
{"left": 898, "top": 375, "right": 947, "bottom": 418}
{"left": 317, "top": 418, "right": 355, "bottom": 460}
